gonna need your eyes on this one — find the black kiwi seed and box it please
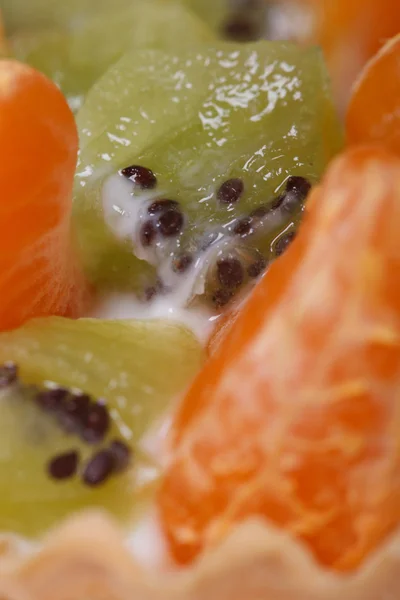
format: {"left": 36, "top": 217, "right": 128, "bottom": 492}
{"left": 82, "top": 401, "right": 110, "bottom": 444}
{"left": 0, "top": 362, "right": 18, "bottom": 389}
{"left": 140, "top": 220, "right": 156, "bottom": 247}
{"left": 158, "top": 208, "right": 184, "bottom": 237}
{"left": 275, "top": 231, "right": 297, "bottom": 257}
{"left": 120, "top": 165, "right": 157, "bottom": 190}
{"left": 36, "top": 387, "right": 69, "bottom": 412}
{"left": 217, "top": 178, "right": 244, "bottom": 205}
{"left": 109, "top": 440, "right": 132, "bottom": 472}
{"left": 217, "top": 257, "right": 244, "bottom": 290}
{"left": 173, "top": 253, "right": 193, "bottom": 274}
{"left": 270, "top": 193, "right": 286, "bottom": 210}
{"left": 248, "top": 258, "right": 267, "bottom": 279}
{"left": 82, "top": 449, "right": 115, "bottom": 487}
{"left": 233, "top": 217, "right": 254, "bottom": 237}
{"left": 58, "top": 393, "right": 91, "bottom": 433}
{"left": 48, "top": 450, "right": 79, "bottom": 481}
{"left": 250, "top": 204, "right": 269, "bottom": 219}
{"left": 285, "top": 176, "right": 311, "bottom": 200}
{"left": 144, "top": 278, "right": 165, "bottom": 302}
{"left": 148, "top": 199, "right": 179, "bottom": 215}
{"left": 222, "top": 16, "right": 256, "bottom": 42}
{"left": 212, "top": 288, "right": 234, "bottom": 309}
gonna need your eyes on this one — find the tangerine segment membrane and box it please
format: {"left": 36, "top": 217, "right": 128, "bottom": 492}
{"left": 302, "top": 0, "right": 400, "bottom": 109}
{"left": 159, "top": 146, "right": 400, "bottom": 571}
{"left": 74, "top": 41, "right": 342, "bottom": 305}
{"left": 0, "top": 316, "right": 203, "bottom": 536}
{"left": 346, "top": 34, "right": 400, "bottom": 154}
{"left": 8, "top": 0, "right": 215, "bottom": 113}
{"left": 0, "top": 60, "right": 87, "bottom": 332}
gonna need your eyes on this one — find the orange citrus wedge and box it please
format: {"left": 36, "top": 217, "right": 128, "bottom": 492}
{"left": 302, "top": 0, "right": 400, "bottom": 109}
{"left": 0, "top": 60, "right": 88, "bottom": 331}
{"left": 346, "top": 34, "right": 400, "bottom": 154}
{"left": 159, "top": 145, "right": 400, "bottom": 571}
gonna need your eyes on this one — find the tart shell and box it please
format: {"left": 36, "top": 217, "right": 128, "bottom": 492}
{"left": 1, "top": 510, "right": 400, "bottom": 600}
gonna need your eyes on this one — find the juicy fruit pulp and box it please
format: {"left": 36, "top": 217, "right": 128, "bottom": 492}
{"left": 346, "top": 34, "right": 400, "bottom": 155}
{"left": 8, "top": 0, "right": 215, "bottom": 113}
{"left": 158, "top": 146, "right": 400, "bottom": 570}
{"left": 74, "top": 41, "right": 342, "bottom": 304}
{"left": 0, "top": 317, "right": 203, "bottom": 536}
{"left": 301, "top": 0, "right": 400, "bottom": 109}
{"left": 0, "top": 60, "right": 87, "bottom": 332}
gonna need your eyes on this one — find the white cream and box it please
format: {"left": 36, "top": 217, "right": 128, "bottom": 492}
{"left": 91, "top": 292, "right": 218, "bottom": 345}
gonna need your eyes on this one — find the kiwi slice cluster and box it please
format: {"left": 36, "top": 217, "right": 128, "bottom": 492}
{"left": 0, "top": 317, "right": 203, "bottom": 536}
{"left": 74, "top": 41, "right": 342, "bottom": 305}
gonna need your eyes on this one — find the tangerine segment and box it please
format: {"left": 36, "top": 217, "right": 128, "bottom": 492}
{"left": 346, "top": 34, "right": 400, "bottom": 154}
{"left": 0, "top": 60, "right": 87, "bottom": 331}
{"left": 303, "top": 0, "right": 400, "bottom": 109}
{"left": 159, "top": 146, "right": 400, "bottom": 570}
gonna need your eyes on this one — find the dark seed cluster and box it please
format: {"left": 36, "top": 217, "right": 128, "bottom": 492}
{"left": 36, "top": 388, "right": 110, "bottom": 444}
{"left": 119, "top": 162, "right": 310, "bottom": 310}
{"left": 0, "top": 365, "right": 132, "bottom": 487}
{"left": 140, "top": 199, "right": 185, "bottom": 249}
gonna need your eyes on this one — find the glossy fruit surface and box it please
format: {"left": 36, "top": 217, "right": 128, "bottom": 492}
{"left": 0, "top": 316, "right": 203, "bottom": 536}
{"left": 346, "top": 34, "right": 400, "bottom": 155}
{"left": 9, "top": 0, "right": 214, "bottom": 112}
{"left": 159, "top": 146, "right": 400, "bottom": 571}
{"left": 74, "top": 41, "right": 342, "bottom": 303}
{"left": 302, "top": 0, "right": 400, "bottom": 108}
{"left": 0, "top": 60, "right": 87, "bottom": 332}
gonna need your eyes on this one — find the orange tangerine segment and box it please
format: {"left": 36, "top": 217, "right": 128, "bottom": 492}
{"left": 346, "top": 34, "right": 400, "bottom": 154}
{"left": 0, "top": 60, "right": 88, "bottom": 331}
{"left": 302, "top": 0, "right": 400, "bottom": 109}
{"left": 159, "top": 146, "right": 400, "bottom": 570}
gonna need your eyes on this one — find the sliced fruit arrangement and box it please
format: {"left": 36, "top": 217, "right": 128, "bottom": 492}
{"left": 159, "top": 146, "right": 400, "bottom": 571}
{"left": 0, "top": 59, "right": 87, "bottom": 332}
{"left": 8, "top": 0, "right": 215, "bottom": 113}
{"left": 0, "top": 316, "right": 203, "bottom": 536}
{"left": 74, "top": 40, "right": 342, "bottom": 307}
{"left": 300, "top": 0, "right": 400, "bottom": 109}
{"left": 346, "top": 34, "right": 400, "bottom": 155}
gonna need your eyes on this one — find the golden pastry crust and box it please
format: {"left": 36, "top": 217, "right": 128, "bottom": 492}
{"left": 1, "top": 511, "right": 399, "bottom": 600}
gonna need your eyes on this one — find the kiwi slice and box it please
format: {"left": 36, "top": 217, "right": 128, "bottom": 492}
{"left": 0, "top": 317, "right": 203, "bottom": 537}
{"left": 9, "top": 0, "right": 215, "bottom": 113}
{"left": 74, "top": 41, "right": 342, "bottom": 304}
